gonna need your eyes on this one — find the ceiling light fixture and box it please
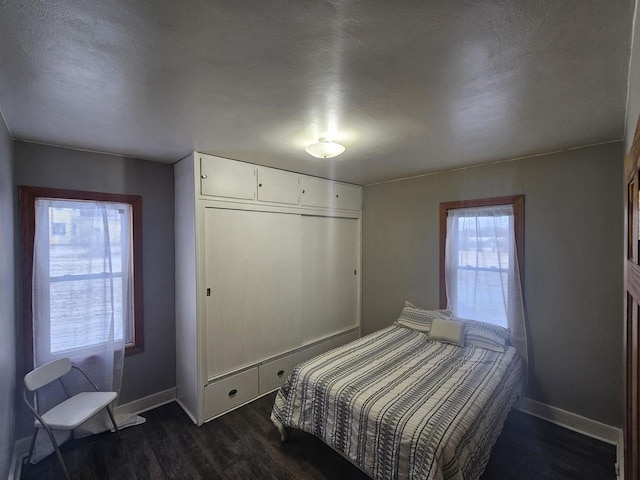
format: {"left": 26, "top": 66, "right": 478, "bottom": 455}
{"left": 305, "top": 138, "right": 346, "bottom": 159}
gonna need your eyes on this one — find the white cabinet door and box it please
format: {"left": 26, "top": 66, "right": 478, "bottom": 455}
{"left": 200, "top": 155, "right": 256, "bottom": 200}
{"left": 204, "top": 208, "right": 302, "bottom": 378}
{"left": 334, "top": 183, "right": 362, "bottom": 210}
{"left": 257, "top": 167, "right": 299, "bottom": 205}
{"left": 300, "top": 176, "right": 334, "bottom": 208}
{"left": 300, "top": 216, "right": 359, "bottom": 344}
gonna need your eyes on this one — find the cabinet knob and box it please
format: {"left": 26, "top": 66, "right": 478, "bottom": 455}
{"left": 201, "top": 174, "right": 207, "bottom": 179}
{"left": 277, "top": 369, "right": 285, "bottom": 377}
{"left": 228, "top": 389, "right": 238, "bottom": 397}
{"left": 258, "top": 183, "right": 263, "bottom": 187}
{"left": 302, "top": 189, "right": 305, "bottom": 194}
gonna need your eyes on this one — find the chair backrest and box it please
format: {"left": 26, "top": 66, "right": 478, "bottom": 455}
{"left": 24, "top": 358, "right": 72, "bottom": 392}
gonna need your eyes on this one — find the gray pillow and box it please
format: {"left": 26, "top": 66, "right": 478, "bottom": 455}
{"left": 394, "top": 301, "right": 452, "bottom": 333}
{"left": 455, "top": 317, "right": 509, "bottom": 352}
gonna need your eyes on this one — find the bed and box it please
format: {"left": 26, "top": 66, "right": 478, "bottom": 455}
{"left": 271, "top": 302, "right": 523, "bottom": 480}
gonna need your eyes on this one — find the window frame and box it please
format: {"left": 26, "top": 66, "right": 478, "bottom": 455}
{"left": 20, "top": 186, "right": 144, "bottom": 369}
{"left": 439, "top": 195, "right": 524, "bottom": 310}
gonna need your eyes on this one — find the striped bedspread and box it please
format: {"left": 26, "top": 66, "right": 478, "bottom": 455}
{"left": 271, "top": 325, "right": 523, "bottom": 480}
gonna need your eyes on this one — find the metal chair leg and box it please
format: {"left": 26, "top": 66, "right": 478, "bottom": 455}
{"left": 41, "top": 426, "right": 71, "bottom": 480}
{"left": 22, "top": 427, "right": 38, "bottom": 469}
{"left": 105, "top": 406, "right": 121, "bottom": 440}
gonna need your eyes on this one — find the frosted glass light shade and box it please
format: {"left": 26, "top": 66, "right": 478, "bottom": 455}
{"left": 305, "top": 139, "right": 346, "bottom": 158}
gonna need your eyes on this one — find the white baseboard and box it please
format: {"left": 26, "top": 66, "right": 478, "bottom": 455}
{"left": 618, "top": 429, "right": 625, "bottom": 480}
{"left": 116, "top": 387, "right": 176, "bottom": 416}
{"left": 517, "top": 397, "right": 623, "bottom": 478}
{"left": 517, "top": 397, "right": 620, "bottom": 444}
{"left": 8, "top": 437, "right": 31, "bottom": 480}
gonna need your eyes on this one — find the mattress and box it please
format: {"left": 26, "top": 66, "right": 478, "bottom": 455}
{"left": 271, "top": 325, "right": 523, "bottom": 480}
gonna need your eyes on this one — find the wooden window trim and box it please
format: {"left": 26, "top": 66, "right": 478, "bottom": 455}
{"left": 624, "top": 117, "right": 640, "bottom": 480}
{"left": 439, "top": 195, "right": 524, "bottom": 309}
{"left": 20, "top": 186, "right": 144, "bottom": 369}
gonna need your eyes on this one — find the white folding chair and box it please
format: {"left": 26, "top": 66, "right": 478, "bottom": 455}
{"left": 22, "top": 357, "right": 120, "bottom": 480}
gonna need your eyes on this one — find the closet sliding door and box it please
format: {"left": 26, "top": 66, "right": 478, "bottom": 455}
{"left": 204, "top": 207, "right": 302, "bottom": 378}
{"left": 301, "top": 215, "right": 359, "bottom": 344}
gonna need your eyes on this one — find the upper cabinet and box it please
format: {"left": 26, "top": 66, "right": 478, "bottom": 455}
{"left": 197, "top": 153, "right": 362, "bottom": 211}
{"left": 257, "top": 167, "right": 299, "bottom": 205}
{"left": 301, "top": 177, "right": 362, "bottom": 210}
{"left": 200, "top": 155, "right": 256, "bottom": 200}
{"left": 300, "top": 176, "right": 334, "bottom": 208}
{"left": 335, "top": 183, "right": 362, "bottom": 211}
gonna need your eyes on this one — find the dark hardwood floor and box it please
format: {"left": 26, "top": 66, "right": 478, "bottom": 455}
{"left": 20, "top": 393, "right": 617, "bottom": 480}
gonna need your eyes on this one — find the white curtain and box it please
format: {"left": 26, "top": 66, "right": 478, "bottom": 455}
{"left": 444, "top": 205, "right": 528, "bottom": 373}
{"left": 31, "top": 199, "right": 143, "bottom": 462}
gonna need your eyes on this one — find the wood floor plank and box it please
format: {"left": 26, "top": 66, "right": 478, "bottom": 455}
{"left": 20, "top": 393, "right": 617, "bottom": 480}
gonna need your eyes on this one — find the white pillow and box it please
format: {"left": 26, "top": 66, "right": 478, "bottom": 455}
{"left": 428, "top": 318, "right": 465, "bottom": 347}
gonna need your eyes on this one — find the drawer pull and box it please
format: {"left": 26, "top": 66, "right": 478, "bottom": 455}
{"left": 277, "top": 369, "right": 285, "bottom": 377}
{"left": 228, "top": 389, "right": 238, "bottom": 397}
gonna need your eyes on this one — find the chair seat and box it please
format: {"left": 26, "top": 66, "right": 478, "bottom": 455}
{"left": 35, "top": 391, "right": 118, "bottom": 430}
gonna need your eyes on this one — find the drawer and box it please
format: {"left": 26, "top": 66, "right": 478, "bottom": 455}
{"left": 338, "top": 329, "right": 360, "bottom": 346}
{"left": 203, "top": 368, "right": 259, "bottom": 420}
{"left": 259, "top": 352, "right": 300, "bottom": 394}
{"left": 298, "top": 340, "right": 328, "bottom": 363}
{"left": 299, "top": 329, "right": 360, "bottom": 363}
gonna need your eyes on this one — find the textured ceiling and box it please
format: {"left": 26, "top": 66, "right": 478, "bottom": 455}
{"left": 0, "top": 0, "right": 633, "bottom": 184}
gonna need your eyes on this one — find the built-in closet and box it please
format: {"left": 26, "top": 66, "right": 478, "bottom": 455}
{"left": 175, "top": 153, "right": 362, "bottom": 425}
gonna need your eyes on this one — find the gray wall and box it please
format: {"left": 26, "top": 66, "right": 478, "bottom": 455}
{"left": 626, "top": 0, "right": 640, "bottom": 153}
{"left": 13, "top": 141, "right": 175, "bottom": 436}
{"left": 0, "top": 115, "right": 15, "bottom": 477}
{"left": 362, "top": 142, "right": 623, "bottom": 427}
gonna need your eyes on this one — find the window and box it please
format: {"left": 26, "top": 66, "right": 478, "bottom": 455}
{"left": 51, "top": 222, "right": 66, "bottom": 236}
{"left": 21, "top": 186, "right": 144, "bottom": 366}
{"left": 439, "top": 195, "right": 524, "bottom": 328}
